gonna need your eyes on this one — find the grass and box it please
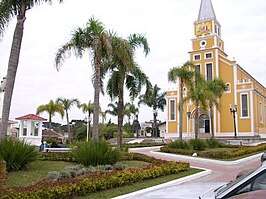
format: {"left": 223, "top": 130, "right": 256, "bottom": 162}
{"left": 6, "top": 160, "right": 150, "bottom": 188}
{"left": 75, "top": 168, "right": 202, "bottom": 199}
{"left": 7, "top": 160, "right": 77, "bottom": 188}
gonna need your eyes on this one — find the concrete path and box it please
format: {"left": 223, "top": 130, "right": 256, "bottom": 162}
{"left": 113, "top": 146, "right": 262, "bottom": 198}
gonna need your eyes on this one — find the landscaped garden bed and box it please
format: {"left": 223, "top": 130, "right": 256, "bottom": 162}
{"left": 0, "top": 139, "right": 194, "bottom": 199}
{"left": 160, "top": 139, "right": 266, "bottom": 160}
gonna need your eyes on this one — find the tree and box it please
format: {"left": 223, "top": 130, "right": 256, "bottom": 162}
{"left": 100, "top": 110, "right": 107, "bottom": 124}
{"left": 0, "top": 0, "right": 64, "bottom": 138}
{"left": 55, "top": 17, "right": 112, "bottom": 141}
{"left": 138, "top": 84, "right": 166, "bottom": 137}
{"left": 36, "top": 100, "right": 64, "bottom": 130}
{"left": 79, "top": 101, "right": 94, "bottom": 139}
{"left": 168, "top": 61, "right": 195, "bottom": 140}
{"left": 206, "top": 78, "right": 227, "bottom": 139}
{"left": 106, "top": 33, "right": 150, "bottom": 149}
{"left": 186, "top": 73, "right": 209, "bottom": 139}
{"left": 56, "top": 97, "right": 80, "bottom": 139}
{"left": 124, "top": 102, "right": 139, "bottom": 124}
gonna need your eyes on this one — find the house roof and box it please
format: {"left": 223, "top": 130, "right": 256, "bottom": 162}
{"left": 42, "top": 129, "right": 64, "bottom": 138}
{"left": 15, "top": 114, "right": 47, "bottom": 121}
{"left": 198, "top": 0, "right": 217, "bottom": 21}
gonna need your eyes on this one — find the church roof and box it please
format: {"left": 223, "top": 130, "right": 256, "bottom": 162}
{"left": 198, "top": 0, "right": 217, "bottom": 21}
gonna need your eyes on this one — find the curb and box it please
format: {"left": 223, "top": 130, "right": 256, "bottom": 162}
{"left": 112, "top": 167, "right": 211, "bottom": 199}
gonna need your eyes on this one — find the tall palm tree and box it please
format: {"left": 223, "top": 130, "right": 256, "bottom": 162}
{"left": 56, "top": 97, "right": 80, "bottom": 139}
{"left": 106, "top": 33, "right": 150, "bottom": 149}
{"left": 186, "top": 73, "right": 209, "bottom": 139}
{"left": 206, "top": 78, "right": 227, "bottom": 139}
{"left": 139, "top": 84, "right": 166, "bottom": 137}
{"left": 36, "top": 100, "right": 64, "bottom": 130}
{"left": 79, "top": 101, "right": 94, "bottom": 139}
{"left": 55, "top": 17, "right": 112, "bottom": 141}
{"left": 0, "top": 0, "right": 64, "bottom": 138}
{"left": 168, "top": 61, "right": 195, "bottom": 140}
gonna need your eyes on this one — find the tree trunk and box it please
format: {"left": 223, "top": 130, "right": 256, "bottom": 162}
{"left": 66, "top": 110, "right": 71, "bottom": 140}
{"left": 153, "top": 110, "right": 157, "bottom": 138}
{"left": 117, "top": 79, "right": 124, "bottom": 149}
{"left": 92, "top": 59, "right": 100, "bottom": 141}
{"left": 49, "top": 114, "right": 52, "bottom": 130}
{"left": 179, "top": 79, "right": 184, "bottom": 140}
{"left": 209, "top": 102, "right": 214, "bottom": 139}
{"left": 0, "top": 8, "right": 26, "bottom": 137}
{"left": 195, "top": 101, "right": 199, "bottom": 139}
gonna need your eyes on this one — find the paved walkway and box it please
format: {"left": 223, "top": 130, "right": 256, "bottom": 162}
{"left": 114, "top": 146, "right": 262, "bottom": 198}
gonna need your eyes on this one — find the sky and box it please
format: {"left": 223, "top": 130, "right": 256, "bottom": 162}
{"left": 0, "top": 0, "right": 266, "bottom": 125}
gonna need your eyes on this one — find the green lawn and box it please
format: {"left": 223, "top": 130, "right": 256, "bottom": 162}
{"left": 6, "top": 160, "right": 150, "bottom": 188}
{"left": 75, "top": 168, "right": 202, "bottom": 199}
{"left": 7, "top": 160, "right": 77, "bottom": 188}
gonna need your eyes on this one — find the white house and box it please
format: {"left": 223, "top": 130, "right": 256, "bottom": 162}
{"left": 16, "top": 114, "right": 47, "bottom": 146}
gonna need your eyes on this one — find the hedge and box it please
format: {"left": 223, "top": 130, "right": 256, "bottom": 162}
{"left": 39, "top": 152, "right": 75, "bottom": 162}
{"left": 0, "top": 160, "right": 6, "bottom": 192}
{"left": 161, "top": 143, "right": 266, "bottom": 159}
{"left": 1, "top": 161, "right": 189, "bottom": 198}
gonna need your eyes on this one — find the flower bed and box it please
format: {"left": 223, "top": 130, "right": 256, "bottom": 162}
{"left": 0, "top": 159, "right": 189, "bottom": 198}
{"left": 0, "top": 160, "right": 6, "bottom": 192}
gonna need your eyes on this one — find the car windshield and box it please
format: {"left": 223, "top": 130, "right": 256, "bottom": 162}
{"left": 215, "top": 167, "right": 257, "bottom": 196}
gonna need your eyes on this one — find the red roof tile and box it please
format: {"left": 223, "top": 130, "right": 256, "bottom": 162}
{"left": 15, "top": 114, "right": 47, "bottom": 121}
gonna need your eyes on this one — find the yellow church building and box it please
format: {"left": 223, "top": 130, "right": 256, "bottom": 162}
{"left": 166, "top": 0, "right": 266, "bottom": 139}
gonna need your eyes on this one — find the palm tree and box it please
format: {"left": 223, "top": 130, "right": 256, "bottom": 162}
{"left": 100, "top": 110, "right": 107, "bottom": 124}
{"left": 56, "top": 97, "right": 80, "bottom": 139}
{"left": 168, "top": 61, "right": 195, "bottom": 140}
{"left": 139, "top": 84, "right": 166, "bottom": 137}
{"left": 206, "top": 78, "right": 227, "bottom": 139}
{"left": 124, "top": 102, "right": 139, "bottom": 124}
{"left": 0, "top": 0, "right": 64, "bottom": 138}
{"left": 55, "top": 17, "right": 112, "bottom": 141}
{"left": 186, "top": 73, "right": 209, "bottom": 139}
{"left": 79, "top": 101, "right": 94, "bottom": 139}
{"left": 36, "top": 100, "right": 64, "bottom": 130}
{"left": 106, "top": 33, "right": 150, "bottom": 149}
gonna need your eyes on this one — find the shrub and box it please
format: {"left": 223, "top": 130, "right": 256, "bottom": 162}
{"left": 206, "top": 139, "right": 222, "bottom": 148}
{"left": 0, "top": 138, "right": 39, "bottom": 171}
{"left": 39, "top": 152, "right": 75, "bottom": 162}
{"left": 167, "top": 140, "right": 191, "bottom": 150}
{"left": 71, "top": 141, "right": 120, "bottom": 166}
{"left": 0, "top": 160, "right": 6, "bottom": 192}
{"left": 189, "top": 139, "right": 206, "bottom": 151}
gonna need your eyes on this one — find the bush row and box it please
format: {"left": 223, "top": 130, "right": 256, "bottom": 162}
{"left": 161, "top": 143, "right": 266, "bottom": 159}
{"left": 1, "top": 161, "right": 189, "bottom": 198}
{"left": 39, "top": 152, "right": 75, "bottom": 162}
{"left": 0, "top": 160, "right": 6, "bottom": 192}
{"left": 167, "top": 139, "right": 223, "bottom": 151}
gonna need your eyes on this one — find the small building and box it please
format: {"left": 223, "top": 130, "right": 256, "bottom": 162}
{"left": 16, "top": 114, "right": 47, "bottom": 146}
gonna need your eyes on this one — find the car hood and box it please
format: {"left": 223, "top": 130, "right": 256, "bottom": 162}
{"left": 136, "top": 182, "right": 226, "bottom": 199}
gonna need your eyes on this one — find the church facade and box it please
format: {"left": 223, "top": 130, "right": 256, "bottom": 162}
{"left": 166, "top": 0, "right": 266, "bottom": 139}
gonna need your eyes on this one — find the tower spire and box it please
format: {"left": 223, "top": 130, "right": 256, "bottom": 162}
{"left": 198, "top": 0, "right": 216, "bottom": 21}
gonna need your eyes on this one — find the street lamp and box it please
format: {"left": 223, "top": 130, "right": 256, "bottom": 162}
{"left": 85, "top": 115, "right": 92, "bottom": 142}
{"left": 230, "top": 104, "right": 238, "bottom": 138}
